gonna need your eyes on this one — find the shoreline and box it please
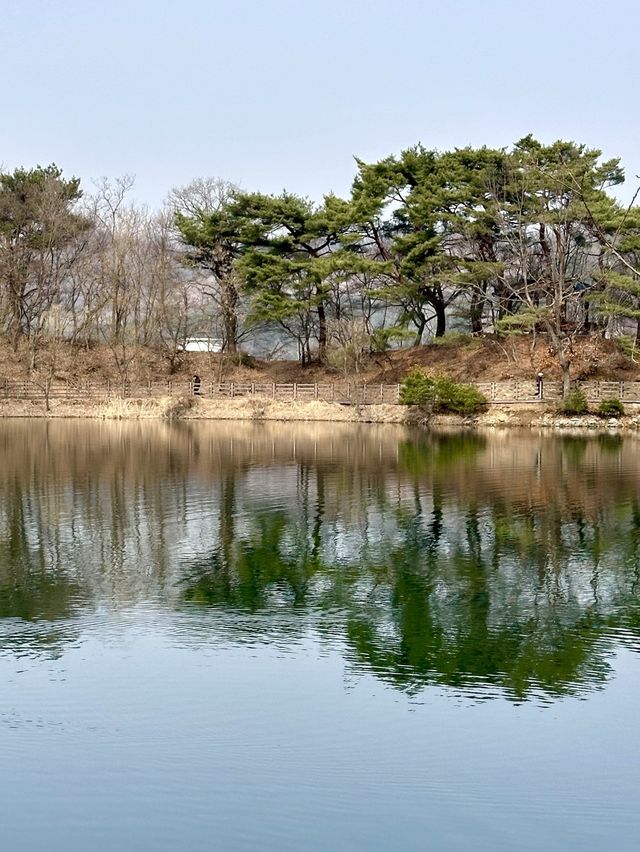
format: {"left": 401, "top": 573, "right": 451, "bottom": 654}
{"left": 0, "top": 396, "right": 638, "bottom": 431}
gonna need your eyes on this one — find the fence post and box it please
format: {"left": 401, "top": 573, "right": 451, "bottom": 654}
{"left": 231, "top": 382, "right": 235, "bottom": 398}
{"left": 331, "top": 383, "right": 335, "bottom": 401}
{"left": 272, "top": 382, "right": 276, "bottom": 399}
{"left": 294, "top": 383, "right": 298, "bottom": 400}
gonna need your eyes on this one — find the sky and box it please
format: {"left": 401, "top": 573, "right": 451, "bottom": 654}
{"left": 2, "top": 0, "right": 639, "bottom": 207}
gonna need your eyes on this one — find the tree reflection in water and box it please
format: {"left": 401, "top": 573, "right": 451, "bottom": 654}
{"left": 0, "top": 420, "right": 638, "bottom": 700}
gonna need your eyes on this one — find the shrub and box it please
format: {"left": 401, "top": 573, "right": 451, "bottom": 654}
{"left": 399, "top": 369, "right": 437, "bottom": 406}
{"left": 597, "top": 398, "right": 625, "bottom": 418}
{"left": 369, "top": 326, "right": 415, "bottom": 353}
{"left": 327, "top": 319, "right": 371, "bottom": 376}
{"left": 431, "top": 331, "right": 475, "bottom": 348}
{"left": 559, "top": 388, "right": 588, "bottom": 415}
{"left": 434, "top": 377, "right": 488, "bottom": 415}
{"left": 400, "top": 370, "right": 487, "bottom": 415}
{"left": 327, "top": 341, "right": 362, "bottom": 376}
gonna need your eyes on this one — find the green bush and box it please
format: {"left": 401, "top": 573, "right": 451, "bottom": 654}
{"left": 369, "top": 326, "right": 415, "bottom": 353}
{"left": 597, "top": 398, "right": 625, "bottom": 418}
{"left": 400, "top": 370, "right": 487, "bottom": 415}
{"left": 431, "top": 331, "right": 475, "bottom": 348}
{"left": 434, "top": 377, "right": 488, "bottom": 415}
{"left": 399, "top": 370, "right": 437, "bottom": 405}
{"left": 559, "top": 388, "right": 588, "bottom": 415}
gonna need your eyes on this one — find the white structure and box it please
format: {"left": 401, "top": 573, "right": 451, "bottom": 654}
{"left": 182, "top": 337, "right": 223, "bottom": 353}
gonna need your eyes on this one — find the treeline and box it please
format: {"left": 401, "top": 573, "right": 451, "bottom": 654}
{"left": 1, "top": 136, "right": 640, "bottom": 390}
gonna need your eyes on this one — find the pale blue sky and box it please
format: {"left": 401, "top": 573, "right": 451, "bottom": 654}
{"left": 2, "top": 0, "right": 638, "bottom": 205}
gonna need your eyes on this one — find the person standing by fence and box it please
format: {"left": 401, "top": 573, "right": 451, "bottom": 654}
{"left": 536, "top": 372, "right": 544, "bottom": 400}
{"left": 192, "top": 374, "right": 201, "bottom": 396}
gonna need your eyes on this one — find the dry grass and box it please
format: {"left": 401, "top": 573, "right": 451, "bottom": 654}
{"left": 3, "top": 394, "right": 640, "bottom": 433}
{"left": 98, "top": 398, "right": 164, "bottom": 419}
{"left": 184, "top": 398, "right": 406, "bottom": 423}
{"left": 98, "top": 396, "right": 197, "bottom": 419}
{"left": 1, "top": 333, "right": 639, "bottom": 392}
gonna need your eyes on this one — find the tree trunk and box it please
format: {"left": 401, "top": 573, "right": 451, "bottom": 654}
{"left": 221, "top": 280, "right": 238, "bottom": 354}
{"left": 317, "top": 300, "right": 327, "bottom": 362}
{"left": 546, "top": 322, "right": 572, "bottom": 398}
{"left": 11, "top": 324, "right": 22, "bottom": 353}
{"left": 413, "top": 313, "right": 426, "bottom": 346}
{"left": 561, "top": 357, "right": 571, "bottom": 398}
{"left": 470, "top": 289, "right": 486, "bottom": 334}
{"left": 434, "top": 300, "right": 446, "bottom": 338}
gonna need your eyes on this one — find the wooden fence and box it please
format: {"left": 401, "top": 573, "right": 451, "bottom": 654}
{"left": 2, "top": 378, "right": 640, "bottom": 405}
{"left": 0, "top": 380, "right": 401, "bottom": 405}
{"left": 475, "top": 379, "right": 640, "bottom": 403}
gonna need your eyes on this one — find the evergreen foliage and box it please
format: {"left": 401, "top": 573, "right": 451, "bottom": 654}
{"left": 597, "top": 399, "right": 625, "bottom": 417}
{"left": 4, "top": 135, "right": 640, "bottom": 394}
{"left": 559, "top": 389, "right": 589, "bottom": 415}
{"left": 400, "top": 370, "right": 487, "bottom": 414}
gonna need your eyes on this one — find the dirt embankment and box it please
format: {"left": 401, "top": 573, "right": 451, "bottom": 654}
{"left": 2, "top": 395, "right": 640, "bottom": 433}
{"left": 0, "top": 396, "right": 406, "bottom": 423}
{"left": 2, "top": 333, "right": 639, "bottom": 388}
{"left": 2, "top": 334, "right": 640, "bottom": 432}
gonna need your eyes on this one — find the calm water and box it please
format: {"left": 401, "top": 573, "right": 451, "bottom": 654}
{"left": 1, "top": 421, "right": 639, "bottom": 851}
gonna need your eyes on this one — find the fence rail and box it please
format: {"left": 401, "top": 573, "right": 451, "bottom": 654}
{"left": 0, "top": 379, "right": 402, "bottom": 404}
{"left": 474, "top": 379, "right": 640, "bottom": 403}
{"left": 2, "top": 379, "right": 640, "bottom": 405}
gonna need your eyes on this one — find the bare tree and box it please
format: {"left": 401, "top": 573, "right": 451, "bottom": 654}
{"left": 169, "top": 177, "right": 242, "bottom": 354}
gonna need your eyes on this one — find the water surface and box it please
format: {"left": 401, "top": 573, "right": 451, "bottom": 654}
{"left": 1, "top": 421, "right": 639, "bottom": 851}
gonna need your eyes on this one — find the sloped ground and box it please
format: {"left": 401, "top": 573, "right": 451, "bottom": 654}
{"left": 361, "top": 335, "right": 640, "bottom": 384}
{"left": 0, "top": 334, "right": 638, "bottom": 386}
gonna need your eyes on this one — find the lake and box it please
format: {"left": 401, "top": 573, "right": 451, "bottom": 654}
{"left": 1, "top": 420, "right": 639, "bottom": 851}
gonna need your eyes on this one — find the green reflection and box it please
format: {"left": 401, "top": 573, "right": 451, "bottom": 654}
{"left": 0, "top": 421, "right": 638, "bottom": 700}
{"left": 0, "top": 480, "right": 84, "bottom": 622}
